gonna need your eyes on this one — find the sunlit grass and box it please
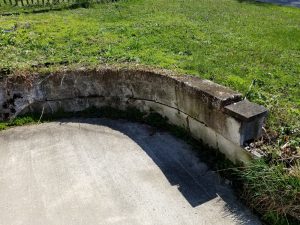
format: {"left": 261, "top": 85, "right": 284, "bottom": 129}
{"left": 0, "top": 1, "right": 299, "bottom": 131}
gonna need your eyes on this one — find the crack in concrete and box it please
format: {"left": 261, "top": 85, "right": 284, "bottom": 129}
{"left": 33, "top": 95, "right": 209, "bottom": 128}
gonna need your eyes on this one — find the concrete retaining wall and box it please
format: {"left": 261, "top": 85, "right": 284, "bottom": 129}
{"left": 0, "top": 67, "right": 267, "bottom": 164}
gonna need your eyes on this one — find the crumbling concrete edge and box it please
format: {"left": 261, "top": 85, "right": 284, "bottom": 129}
{"left": 0, "top": 67, "right": 268, "bottom": 164}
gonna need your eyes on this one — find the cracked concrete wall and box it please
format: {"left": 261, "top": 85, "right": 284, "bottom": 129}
{"left": 0, "top": 67, "right": 267, "bottom": 164}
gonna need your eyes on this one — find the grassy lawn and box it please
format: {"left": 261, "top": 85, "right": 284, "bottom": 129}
{"left": 0, "top": 0, "right": 299, "bottom": 131}
{"left": 0, "top": 0, "right": 299, "bottom": 223}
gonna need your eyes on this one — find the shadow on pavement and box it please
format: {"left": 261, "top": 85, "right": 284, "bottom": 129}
{"left": 59, "top": 118, "right": 261, "bottom": 225}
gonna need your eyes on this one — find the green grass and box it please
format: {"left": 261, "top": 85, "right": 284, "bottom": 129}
{"left": 0, "top": 115, "right": 36, "bottom": 130}
{"left": 235, "top": 160, "right": 300, "bottom": 225}
{"left": 0, "top": 0, "right": 299, "bottom": 133}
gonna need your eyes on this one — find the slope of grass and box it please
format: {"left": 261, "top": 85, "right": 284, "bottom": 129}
{"left": 0, "top": 0, "right": 299, "bottom": 132}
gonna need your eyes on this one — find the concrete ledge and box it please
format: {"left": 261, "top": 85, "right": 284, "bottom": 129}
{"left": 0, "top": 67, "right": 268, "bottom": 164}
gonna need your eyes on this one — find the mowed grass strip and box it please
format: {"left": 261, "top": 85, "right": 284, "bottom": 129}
{"left": 0, "top": 0, "right": 299, "bottom": 134}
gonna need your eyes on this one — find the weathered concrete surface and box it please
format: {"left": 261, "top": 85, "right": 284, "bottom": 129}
{"left": 0, "top": 68, "right": 268, "bottom": 163}
{"left": 0, "top": 119, "right": 261, "bottom": 225}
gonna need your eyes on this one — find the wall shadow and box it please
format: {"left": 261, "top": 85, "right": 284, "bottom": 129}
{"left": 57, "top": 117, "right": 261, "bottom": 225}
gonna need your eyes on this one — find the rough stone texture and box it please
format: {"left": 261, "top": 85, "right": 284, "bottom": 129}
{"left": 0, "top": 67, "right": 268, "bottom": 163}
{"left": 0, "top": 119, "right": 262, "bottom": 225}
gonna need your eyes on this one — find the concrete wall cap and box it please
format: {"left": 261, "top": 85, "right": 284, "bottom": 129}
{"left": 224, "top": 100, "right": 268, "bottom": 122}
{"left": 174, "top": 75, "right": 243, "bottom": 108}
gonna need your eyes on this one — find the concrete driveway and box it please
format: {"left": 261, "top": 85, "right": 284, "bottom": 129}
{"left": 0, "top": 118, "right": 261, "bottom": 225}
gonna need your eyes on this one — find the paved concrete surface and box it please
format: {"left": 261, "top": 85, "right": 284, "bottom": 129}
{"left": 257, "top": 0, "right": 300, "bottom": 7}
{"left": 0, "top": 118, "right": 261, "bottom": 225}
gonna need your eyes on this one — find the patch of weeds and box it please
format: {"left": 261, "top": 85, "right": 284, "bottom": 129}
{"left": 0, "top": 123, "right": 7, "bottom": 130}
{"left": 234, "top": 159, "right": 300, "bottom": 225}
{"left": 0, "top": 116, "right": 37, "bottom": 130}
{"left": 9, "top": 116, "right": 36, "bottom": 126}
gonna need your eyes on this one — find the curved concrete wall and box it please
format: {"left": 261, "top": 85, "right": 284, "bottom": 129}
{"left": 0, "top": 67, "right": 267, "bottom": 163}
